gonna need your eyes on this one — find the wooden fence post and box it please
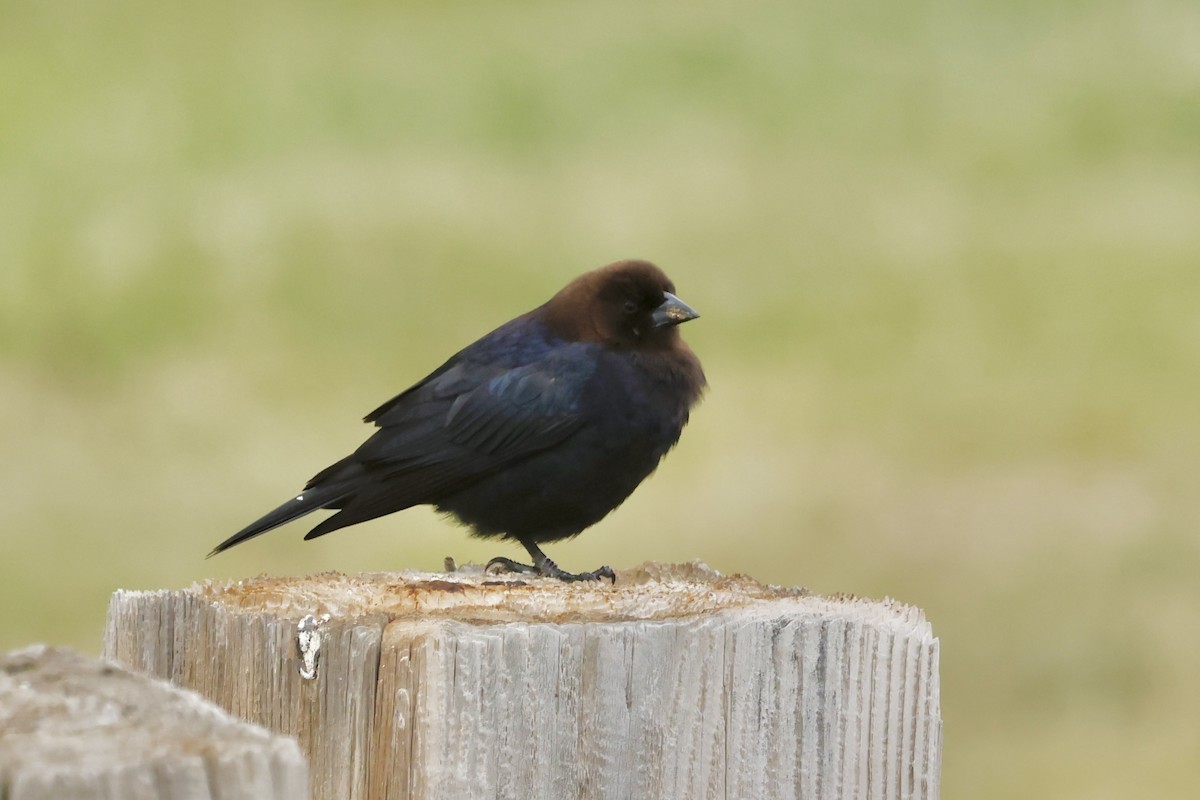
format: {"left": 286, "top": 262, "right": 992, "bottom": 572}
{"left": 0, "top": 645, "right": 306, "bottom": 800}
{"left": 104, "top": 561, "right": 940, "bottom": 800}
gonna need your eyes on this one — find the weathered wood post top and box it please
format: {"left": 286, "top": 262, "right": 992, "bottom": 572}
{"left": 105, "top": 561, "right": 941, "bottom": 800}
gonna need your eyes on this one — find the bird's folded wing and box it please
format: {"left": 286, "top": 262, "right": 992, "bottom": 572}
{"left": 351, "top": 346, "right": 598, "bottom": 484}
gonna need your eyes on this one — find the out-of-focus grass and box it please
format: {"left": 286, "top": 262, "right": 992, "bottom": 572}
{"left": 3, "top": 1, "right": 1199, "bottom": 796}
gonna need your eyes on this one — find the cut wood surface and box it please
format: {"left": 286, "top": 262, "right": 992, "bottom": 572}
{"left": 0, "top": 645, "right": 306, "bottom": 800}
{"left": 104, "top": 561, "right": 941, "bottom": 800}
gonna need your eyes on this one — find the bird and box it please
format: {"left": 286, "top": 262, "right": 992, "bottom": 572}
{"left": 210, "top": 259, "right": 706, "bottom": 581}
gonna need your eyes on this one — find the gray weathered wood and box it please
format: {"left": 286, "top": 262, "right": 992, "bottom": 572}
{"left": 104, "top": 561, "right": 941, "bottom": 800}
{"left": 0, "top": 645, "right": 306, "bottom": 800}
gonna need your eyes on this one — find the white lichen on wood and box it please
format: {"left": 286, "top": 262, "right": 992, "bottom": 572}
{"left": 0, "top": 645, "right": 306, "bottom": 800}
{"left": 104, "top": 561, "right": 940, "bottom": 800}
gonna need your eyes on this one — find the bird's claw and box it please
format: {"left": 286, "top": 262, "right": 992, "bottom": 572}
{"left": 486, "top": 556, "right": 616, "bottom": 583}
{"left": 573, "top": 565, "right": 617, "bottom": 583}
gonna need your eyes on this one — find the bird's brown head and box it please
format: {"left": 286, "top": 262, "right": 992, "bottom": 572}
{"left": 542, "top": 260, "right": 700, "bottom": 348}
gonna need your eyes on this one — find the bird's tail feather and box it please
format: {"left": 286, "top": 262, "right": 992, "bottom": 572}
{"left": 208, "top": 483, "right": 354, "bottom": 557}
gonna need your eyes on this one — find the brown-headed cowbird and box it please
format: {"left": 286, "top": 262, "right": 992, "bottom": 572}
{"left": 210, "top": 259, "right": 705, "bottom": 581}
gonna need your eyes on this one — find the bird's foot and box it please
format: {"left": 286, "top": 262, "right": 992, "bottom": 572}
{"left": 552, "top": 563, "right": 616, "bottom": 583}
{"left": 485, "top": 557, "right": 539, "bottom": 576}
{"left": 486, "top": 555, "right": 616, "bottom": 583}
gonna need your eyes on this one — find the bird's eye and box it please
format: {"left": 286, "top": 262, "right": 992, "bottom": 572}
{"left": 622, "top": 299, "right": 639, "bottom": 315}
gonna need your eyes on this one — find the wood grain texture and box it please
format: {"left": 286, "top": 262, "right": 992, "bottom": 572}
{"left": 104, "top": 562, "right": 940, "bottom": 800}
{"left": 0, "top": 645, "right": 306, "bottom": 800}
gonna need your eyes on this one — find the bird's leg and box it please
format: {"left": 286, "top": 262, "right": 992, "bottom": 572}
{"left": 486, "top": 541, "right": 616, "bottom": 583}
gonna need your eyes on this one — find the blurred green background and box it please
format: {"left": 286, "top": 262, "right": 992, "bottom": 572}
{"left": 3, "top": 0, "right": 1198, "bottom": 795}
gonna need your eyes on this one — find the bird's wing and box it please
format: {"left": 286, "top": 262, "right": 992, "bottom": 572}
{"left": 350, "top": 343, "right": 598, "bottom": 482}
{"left": 297, "top": 345, "right": 598, "bottom": 540}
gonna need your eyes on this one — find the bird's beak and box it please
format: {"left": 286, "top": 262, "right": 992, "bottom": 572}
{"left": 651, "top": 292, "right": 700, "bottom": 328}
